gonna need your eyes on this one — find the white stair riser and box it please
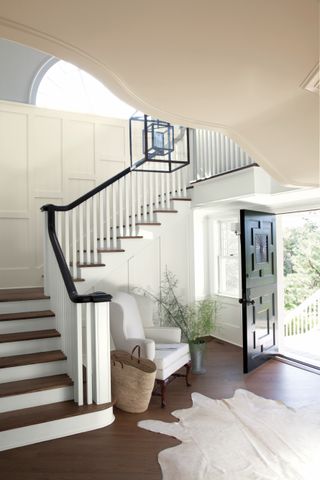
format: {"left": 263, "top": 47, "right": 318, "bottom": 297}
{"left": 0, "top": 385, "right": 74, "bottom": 413}
{"left": 1, "top": 337, "right": 61, "bottom": 357}
{"left": 0, "top": 407, "right": 114, "bottom": 452}
{"left": 0, "top": 299, "right": 50, "bottom": 314}
{"left": 0, "top": 360, "right": 68, "bottom": 383}
{"left": 0, "top": 318, "right": 56, "bottom": 334}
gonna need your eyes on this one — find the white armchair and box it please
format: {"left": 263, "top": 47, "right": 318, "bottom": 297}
{"left": 110, "top": 291, "right": 191, "bottom": 407}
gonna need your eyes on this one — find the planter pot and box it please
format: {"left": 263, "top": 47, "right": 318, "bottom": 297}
{"left": 189, "top": 341, "right": 206, "bottom": 374}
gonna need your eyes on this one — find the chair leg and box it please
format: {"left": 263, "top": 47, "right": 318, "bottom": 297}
{"left": 160, "top": 379, "right": 167, "bottom": 408}
{"left": 185, "top": 361, "right": 192, "bottom": 387}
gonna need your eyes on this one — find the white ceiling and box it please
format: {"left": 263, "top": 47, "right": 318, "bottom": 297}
{"left": 0, "top": 0, "right": 318, "bottom": 187}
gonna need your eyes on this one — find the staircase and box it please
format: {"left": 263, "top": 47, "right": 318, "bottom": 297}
{"left": 0, "top": 288, "right": 114, "bottom": 451}
{"left": 0, "top": 126, "right": 254, "bottom": 451}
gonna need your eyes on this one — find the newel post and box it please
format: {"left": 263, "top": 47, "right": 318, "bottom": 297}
{"left": 93, "top": 301, "right": 111, "bottom": 404}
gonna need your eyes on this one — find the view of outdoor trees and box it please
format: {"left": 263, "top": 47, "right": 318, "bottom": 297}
{"left": 283, "top": 213, "right": 320, "bottom": 311}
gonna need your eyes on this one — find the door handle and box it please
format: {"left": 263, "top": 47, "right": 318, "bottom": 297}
{"left": 239, "top": 298, "right": 255, "bottom": 305}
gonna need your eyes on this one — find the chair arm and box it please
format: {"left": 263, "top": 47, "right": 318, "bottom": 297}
{"left": 119, "top": 337, "right": 156, "bottom": 361}
{"left": 144, "top": 327, "right": 182, "bottom": 343}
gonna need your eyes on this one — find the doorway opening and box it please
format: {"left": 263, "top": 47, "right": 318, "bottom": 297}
{"left": 279, "top": 210, "right": 320, "bottom": 368}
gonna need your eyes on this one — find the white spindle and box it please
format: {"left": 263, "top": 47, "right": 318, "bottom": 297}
{"left": 57, "top": 212, "right": 62, "bottom": 245}
{"left": 79, "top": 204, "right": 84, "bottom": 264}
{"left": 99, "top": 191, "right": 104, "bottom": 250}
{"left": 112, "top": 184, "right": 117, "bottom": 247}
{"left": 136, "top": 172, "right": 142, "bottom": 223}
{"left": 143, "top": 172, "right": 148, "bottom": 221}
{"left": 160, "top": 169, "right": 165, "bottom": 207}
{"left": 86, "top": 303, "right": 93, "bottom": 405}
{"left": 131, "top": 172, "right": 136, "bottom": 236}
{"left": 64, "top": 211, "right": 70, "bottom": 271}
{"left": 105, "top": 187, "right": 111, "bottom": 249}
{"left": 125, "top": 176, "right": 130, "bottom": 235}
{"left": 72, "top": 209, "right": 77, "bottom": 278}
{"left": 118, "top": 178, "right": 124, "bottom": 237}
{"left": 154, "top": 172, "right": 160, "bottom": 209}
{"left": 165, "top": 171, "right": 170, "bottom": 209}
{"left": 92, "top": 196, "right": 98, "bottom": 263}
{"left": 86, "top": 200, "right": 91, "bottom": 264}
{"left": 75, "top": 304, "right": 84, "bottom": 406}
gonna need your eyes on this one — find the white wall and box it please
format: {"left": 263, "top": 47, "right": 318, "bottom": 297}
{"left": 0, "top": 101, "right": 129, "bottom": 288}
{"left": 193, "top": 208, "right": 243, "bottom": 347}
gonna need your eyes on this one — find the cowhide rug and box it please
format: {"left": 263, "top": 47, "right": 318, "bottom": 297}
{"left": 138, "top": 389, "right": 320, "bottom": 480}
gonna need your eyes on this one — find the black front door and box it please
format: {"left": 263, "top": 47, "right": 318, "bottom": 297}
{"left": 240, "top": 210, "right": 278, "bottom": 373}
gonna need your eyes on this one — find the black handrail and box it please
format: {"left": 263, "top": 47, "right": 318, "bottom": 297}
{"left": 41, "top": 165, "right": 132, "bottom": 213}
{"left": 40, "top": 164, "right": 136, "bottom": 304}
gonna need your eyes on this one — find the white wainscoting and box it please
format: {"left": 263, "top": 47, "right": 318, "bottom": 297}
{"left": 214, "top": 296, "right": 242, "bottom": 347}
{"left": 0, "top": 101, "right": 129, "bottom": 288}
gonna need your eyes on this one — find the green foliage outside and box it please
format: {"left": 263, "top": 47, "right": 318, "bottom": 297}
{"left": 284, "top": 217, "right": 320, "bottom": 311}
{"left": 144, "top": 270, "right": 218, "bottom": 344}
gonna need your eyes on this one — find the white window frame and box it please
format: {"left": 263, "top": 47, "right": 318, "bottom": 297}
{"left": 214, "top": 217, "right": 241, "bottom": 298}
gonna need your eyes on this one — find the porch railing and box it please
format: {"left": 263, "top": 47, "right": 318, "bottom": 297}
{"left": 284, "top": 289, "right": 320, "bottom": 336}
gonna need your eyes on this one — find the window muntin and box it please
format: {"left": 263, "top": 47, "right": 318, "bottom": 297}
{"left": 218, "top": 220, "right": 240, "bottom": 297}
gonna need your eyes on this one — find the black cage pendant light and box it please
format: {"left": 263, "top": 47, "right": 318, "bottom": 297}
{"left": 129, "top": 113, "right": 190, "bottom": 173}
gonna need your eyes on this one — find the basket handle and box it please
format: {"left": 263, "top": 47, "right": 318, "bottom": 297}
{"left": 131, "top": 345, "right": 141, "bottom": 363}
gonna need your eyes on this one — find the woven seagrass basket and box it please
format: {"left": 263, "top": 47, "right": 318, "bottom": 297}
{"left": 111, "top": 345, "right": 156, "bottom": 413}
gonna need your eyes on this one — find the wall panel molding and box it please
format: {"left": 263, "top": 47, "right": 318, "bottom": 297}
{"left": 0, "top": 100, "right": 129, "bottom": 288}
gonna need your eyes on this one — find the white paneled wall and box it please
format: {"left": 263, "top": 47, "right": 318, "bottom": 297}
{"left": 0, "top": 101, "right": 129, "bottom": 288}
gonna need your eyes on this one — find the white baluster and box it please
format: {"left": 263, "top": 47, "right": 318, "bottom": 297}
{"left": 118, "top": 178, "right": 124, "bottom": 237}
{"left": 125, "top": 175, "right": 130, "bottom": 235}
{"left": 86, "top": 200, "right": 91, "bottom": 264}
{"left": 72, "top": 209, "right": 77, "bottom": 278}
{"left": 79, "top": 204, "right": 84, "bottom": 265}
{"left": 75, "top": 304, "right": 84, "bottom": 406}
{"left": 143, "top": 172, "right": 148, "bottom": 221}
{"left": 93, "top": 195, "right": 98, "bottom": 263}
{"left": 112, "top": 183, "right": 117, "bottom": 247}
{"left": 136, "top": 171, "right": 142, "bottom": 223}
{"left": 56, "top": 212, "right": 62, "bottom": 245}
{"left": 160, "top": 169, "right": 165, "bottom": 207}
{"left": 171, "top": 169, "right": 176, "bottom": 198}
{"left": 86, "top": 303, "right": 93, "bottom": 405}
{"left": 99, "top": 191, "right": 104, "bottom": 250}
{"left": 64, "top": 211, "right": 70, "bottom": 272}
{"left": 105, "top": 188, "right": 111, "bottom": 249}
{"left": 131, "top": 172, "right": 136, "bottom": 236}
{"left": 165, "top": 171, "right": 170, "bottom": 209}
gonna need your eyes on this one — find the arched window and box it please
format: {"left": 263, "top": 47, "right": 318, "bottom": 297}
{"left": 33, "top": 59, "right": 135, "bottom": 119}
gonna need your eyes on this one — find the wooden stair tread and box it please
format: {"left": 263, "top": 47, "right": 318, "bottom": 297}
{"left": 0, "top": 374, "right": 73, "bottom": 398}
{"left": 0, "top": 350, "right": 66, "bottom": 368}
{"left": 0, "top": 288, "right": 49, "bottom": 303}
{"left": 73, "top": 278, "right": 85, "bottom": 282}
{"left": 0, "top": 310, "right": 55, "bottom": 322}
{"left": 153, "top": 209, "right": 178, "bottom": 213}
{"left": 0, "top": 399, "right": 113, "bottom": 432}
{"left": 0, "top": 329, "right": 60, "bottom": 343}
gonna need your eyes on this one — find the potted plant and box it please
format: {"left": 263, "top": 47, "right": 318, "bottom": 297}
{"left": 144, "top": 270, "right": 219, "bottom": 374}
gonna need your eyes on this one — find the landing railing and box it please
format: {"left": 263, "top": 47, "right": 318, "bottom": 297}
{"left": 284, "top": 289, "right": 320, "bottom": 336}
{"left": 190, "top": 129, "right": 256, "bottom": 182}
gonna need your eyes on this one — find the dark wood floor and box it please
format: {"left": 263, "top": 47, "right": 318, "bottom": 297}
{"left": 1, "top": 340, "right": 320, "bottom": 479}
